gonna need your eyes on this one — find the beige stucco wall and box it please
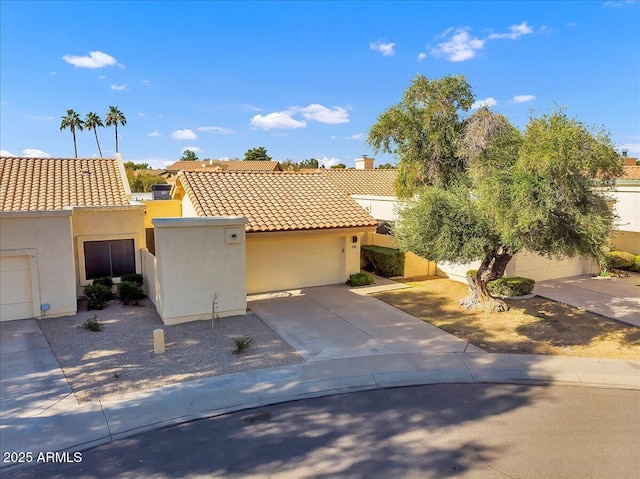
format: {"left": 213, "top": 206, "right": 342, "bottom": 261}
{"left": 612, "top": 186, "right": 640, "bottom": 233}
{"left": 71, "top": 206, "right": 146, "bottom": 291}
{"left": 152, "top": 217, "right": 247, "bottom": 325}
{"left": 142, "top": 200, "right": 182, "bottom": 228}
{"left": 0, "top": 211, "right": 77, "bottom": 318}
{"left": 611, "top": 230, "right": 640, "bottom": 255}
{"left": 351, "top": 195, "right": 399, "bottom": 222}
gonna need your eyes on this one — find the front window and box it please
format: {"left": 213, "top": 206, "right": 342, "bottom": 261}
{"left": 84, "top": 239, "right": 135, "bottom": 279}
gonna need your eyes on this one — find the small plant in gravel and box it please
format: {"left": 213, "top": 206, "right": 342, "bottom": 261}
{"left": 232, "top": 335, "right": 254, "bottom": 354}
{"left": 82, "top": 315, "right": 103, "bottom": 332}
{"left": 84, "top": 284, "right": 110, "bottom": 310}
{"left": 211, "top": 292, "right": 220, "bottom": 327}
{"left": 117, "top": 281, "right": 142, "bottom": 305}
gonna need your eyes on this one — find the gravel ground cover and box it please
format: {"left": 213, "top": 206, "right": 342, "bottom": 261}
{"left": 38, "top": 297, "right": 303, "bottom": 403}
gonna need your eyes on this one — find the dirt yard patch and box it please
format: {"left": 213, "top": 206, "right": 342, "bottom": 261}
{"left": 373, "top": 277, "right": 640, "bottom": 360}
{"left": 38, "top": 298, "right": 303, "bottom": 403}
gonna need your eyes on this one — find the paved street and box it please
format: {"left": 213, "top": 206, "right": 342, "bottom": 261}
{"left": 5, "top": 384, "right": 639, "bottom": 479}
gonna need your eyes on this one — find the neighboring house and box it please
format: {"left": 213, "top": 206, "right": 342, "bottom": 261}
{"left": 611, "top": 164, "right": 640, "bottom": 254}
{"left": 171, "top": 170, "right": 378, "bottom": 293}
{"left": 162, "top": 159, "right": 283, "bottom": 185}
{"left": 0, "top": 156, "right": 145, "bottom": 321}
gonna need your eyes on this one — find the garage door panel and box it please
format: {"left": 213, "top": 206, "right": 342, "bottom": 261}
{"left": 247, "top": 236, "right": 345, "bottom": 294}
{"left": 0, "top": 255, "right": 35, "bottom": 321}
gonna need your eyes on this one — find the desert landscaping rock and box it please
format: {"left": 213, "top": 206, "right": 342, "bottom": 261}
{"left": 38, "top": 298, "right": 303, "bottom": 403}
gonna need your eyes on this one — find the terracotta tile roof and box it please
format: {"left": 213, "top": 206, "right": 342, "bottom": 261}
{"left": 165, "top": 160, "right": 282, "bottom": 172}
{"left": 177, "top": 171, "right": 378, "bottom": 233}
{"left": 0, "top": 157, "right": 130, "bottom": 212}
{"left": 621, "top": 166, "right": 640, "bottom": 180}
{"left": 321, "top": 169, "right": 398, "bottom": 197}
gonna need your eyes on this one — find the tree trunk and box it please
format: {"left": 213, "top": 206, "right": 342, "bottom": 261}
{"left": 115, "top": 124, "right": 119, "bottom": 153}
{"left": 72, "top": 129, "right": 78, "bottom": 158}
{"left": 95, "top": 130, "right": 103, "bottom": 158}
{"left": 460, "top": 248, "right": 513, "bottom": 313}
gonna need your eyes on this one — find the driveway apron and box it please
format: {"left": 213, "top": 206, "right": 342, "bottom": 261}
{"left": 248, "top": 284, "right": 475, "bottom": 361}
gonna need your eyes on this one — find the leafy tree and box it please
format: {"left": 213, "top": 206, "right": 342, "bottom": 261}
{"left": 280, "top": 159, "right": 299, "bottom": 171}
{"left": 84, "top": 112, "right": 104, "bottom": 158}
{"left": 244, "top": 146, "right": 272, "bottom": 161}
{"left": 60, "top": 109, "right": 84, "bottom": 158}
{"left": 123, "top": 161, "right": 150, "bottom": 170}
{"left": 330, "top": 163, "right": 347, "bottom": 169}
{"left": 368, "top": 74, "right": 621, "bottom": 313}
{"left": 298, "top": 158, "right": 319, "bottom": 169}
{"left": 179, "top": 150, "right": 199, "bottom": 161}
{"left": 105, "top": 106, "right": 127, "bottom": 153}
{"left": 126, "top": 169, "right": 168, "bottom": 192}
{"left": 377, "top": 163, "right": 394, "bottom": 169}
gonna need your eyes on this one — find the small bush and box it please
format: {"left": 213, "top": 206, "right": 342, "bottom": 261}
{"left": 603, "top": 250, "right": 635, "bottom": 270}
{"left": 630, "top": 255, "right": 640, "bottom": 273}
{"left": 92, "top": 276, "right": 113, "bottom": 289}
{"left": 120, "top": 273, "right": 143, "bottom": 285}
{"left": 361, "top": 245, "right": 405, "bottom": 278}
{"left": 488, "top": 277, "right": 535, "bottom": 297}
{"left": 83, "top": 284, "right": 110, "bottom": 310}
{"left": 232, "top": 335, "right": 254, "bottom": 354}
{"left": 82, "top": 315, "right": 103, "bottom": 332}
{"left": 348, "top": 272, "right": 376, "bottom": 287}
{"left": 117, "top": 281, "right": 142, "bottom": 305}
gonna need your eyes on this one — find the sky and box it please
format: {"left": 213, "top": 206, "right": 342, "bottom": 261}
{"left": 1, "top": 1, "right": 639, "bottom": 169}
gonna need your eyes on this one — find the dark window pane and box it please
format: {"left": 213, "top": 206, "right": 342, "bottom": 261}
{"left": 110, "top": 239, "right": 136, "bottom": 277}
{"left": 84, "top": 241, "right": 111, "bottom": 280}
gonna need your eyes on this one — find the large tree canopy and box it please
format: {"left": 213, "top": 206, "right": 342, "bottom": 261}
{"left": 368, "top": 74, "right": 621, "bottom": 313}
{"left": 244, "top": 146, "right": 272, "bottom": 161}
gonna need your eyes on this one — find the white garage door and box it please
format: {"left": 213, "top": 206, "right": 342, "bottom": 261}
{"left": 0, "top": 255, "right": 34, "bottom": 321}
{"left": 247, "top": 235, "right": 345, "bottom": 294}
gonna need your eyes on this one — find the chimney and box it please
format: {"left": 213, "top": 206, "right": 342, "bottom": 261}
{"left": 622, "top": 149, "right": 628, "bottom": 157}
{"left": 355, "top": 155, "right": 374, "bottom": 170}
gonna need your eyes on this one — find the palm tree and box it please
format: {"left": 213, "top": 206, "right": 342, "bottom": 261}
{"left": 105, "top": 106, "right": 127, "bottom": 153}
{"left": 60, "top": 109, "right": 84, "bottom": 158}
{"left": 84, "top": 112, "right": 105, "bottom": 158}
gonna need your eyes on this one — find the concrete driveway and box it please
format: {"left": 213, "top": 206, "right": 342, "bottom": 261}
{"left": 248, "top": 283, "right": 479, "bottom": 361}
{"left": 534, "top": 273, "right": 640, "bottom": 327}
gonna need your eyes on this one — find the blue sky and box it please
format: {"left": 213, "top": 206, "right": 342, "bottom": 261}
{"left": 1, "top": 1, "right": 639, "bottom": 168}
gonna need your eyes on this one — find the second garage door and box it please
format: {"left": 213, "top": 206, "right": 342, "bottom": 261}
{"left": 0, "top": 255, "right": 35, "bottom": 321}
{"left": 247, "top": 235, "right": 345, "bottom": 294}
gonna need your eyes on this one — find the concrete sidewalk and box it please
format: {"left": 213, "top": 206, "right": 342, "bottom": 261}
{"left": 535, "top": 273, "right": 640, "bottom": 327}
{"left": 2, "top": 279, "right": 640, "bottom": 473}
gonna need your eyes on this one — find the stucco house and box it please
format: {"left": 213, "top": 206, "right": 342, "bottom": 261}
{"left": 611, "top": 164, "right": 640, "bottom": 254}
{"left": 170, "top": 170, "right": 378, "bottom": 294}
{"left": 162, "top": 159, "right": 283, "bottom": 186}
{"left": 0, "top": 156, "right": 145, "bottom": 321}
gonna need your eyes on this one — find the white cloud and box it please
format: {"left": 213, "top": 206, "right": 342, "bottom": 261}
{"left": 171, "top": 129, "right": 197, "bottom": 140}
{"left": 196, "top": 126, "right": 234, "bottom": 134}
{"left": 240, "top": 104, "right": 263, "bottom": 112}
{"left": 147, "top": 131, "right": 161, "bottom": 137}
{"left": 471, "top": 97, "right": 497, "bottom": 109}
{"left": 294, "top": 104, "right": 349, "bottom": 124}
{"left": 22, "top": 148, "right": 51, "bottom": 158}
{"left": 1, "top": 149, "right": 16, "bottom": 156}
{"left": 510, "top": 94, "right": 536, "bottom": 103}
{"left": 62, "top": 51, "right": 119, "bottom": 69}
{"left": 111, "top": 83, "right": 127, "bottom": 91}
{"left": 318, "top": 157, "right": 341, "bottom": 168}
{"left": 346, "top": 133, "right": 365, "bottom": 140}
{"left": 417, "top": 52, "right": 427, "bottom": 61}
{"left": 98, "top": 75, "right": 106, "bottom": 79}
{"left": 181, "top": 146, "right": 203, "bottom": 154}
{"left": 487, "top": 21, "right": 534, "bottom": 40}
{"left": 605, "top": 0, "right": 638, "bottom": 6}
{"left": 137, "top": 112, "right": 145, "bottom": 117}
{"left": 142, "top": 79, "right": 150, "bottom": 85}
{"left": 250, "top": 112, "right": 307, "bottom": 130}
{"left": 432, "top": 28, "right": 485, "bottom": 62}
{"left": 330, "top": 135, "right": 337, "bottom": 140}
{"left": 50, "top": 71, "right": 57, "bottom": 76}
{"left": 370, "top": 41, "right": 396, "bottom": 56}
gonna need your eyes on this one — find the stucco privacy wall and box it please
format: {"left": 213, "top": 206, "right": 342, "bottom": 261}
{"left": 150, "top": 217, "right": 247, "bottom": 325}
{"left": 142, "top": 200, "right": 182, "bottom": 229}
{"left": 611, "top": 186, "right": 640, "bottom": 254}
{"left": 72, "top": 206, "right": 146, "bottom": 292}
{"left": 0, "top": 211, "right": 77, "bottom": 318}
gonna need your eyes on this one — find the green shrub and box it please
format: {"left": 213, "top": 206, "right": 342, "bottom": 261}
{"left": 117, "top": 281, "right": 142, "bottom": 305}
{"left": 120, "top": 273, "right": 143, "bottom": 285}
{"left": 361, "top": 245, "right": 405, "bottom": 278}
{"left": 348, "top": 272, "right": 376, "bottom": 287}
{"left": 92, "top": 276, "right": 113, "bottom": 289}
{"left": 603, "top": 250, "right": 635, "bottom": 269}
{"left": 232, "top": 335, "right": 254, "bottom": 354}
{"left": 82, "top": 314, "right": 103, "bottom": 332}
{"left": 631, "top": 255, "right": 640, "bottom": 273}
{"left": 487, "top": 277, "right": 535, "bottom": 297}
{"left": 83, "top": 284, "right": 110, "bottom": 310}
